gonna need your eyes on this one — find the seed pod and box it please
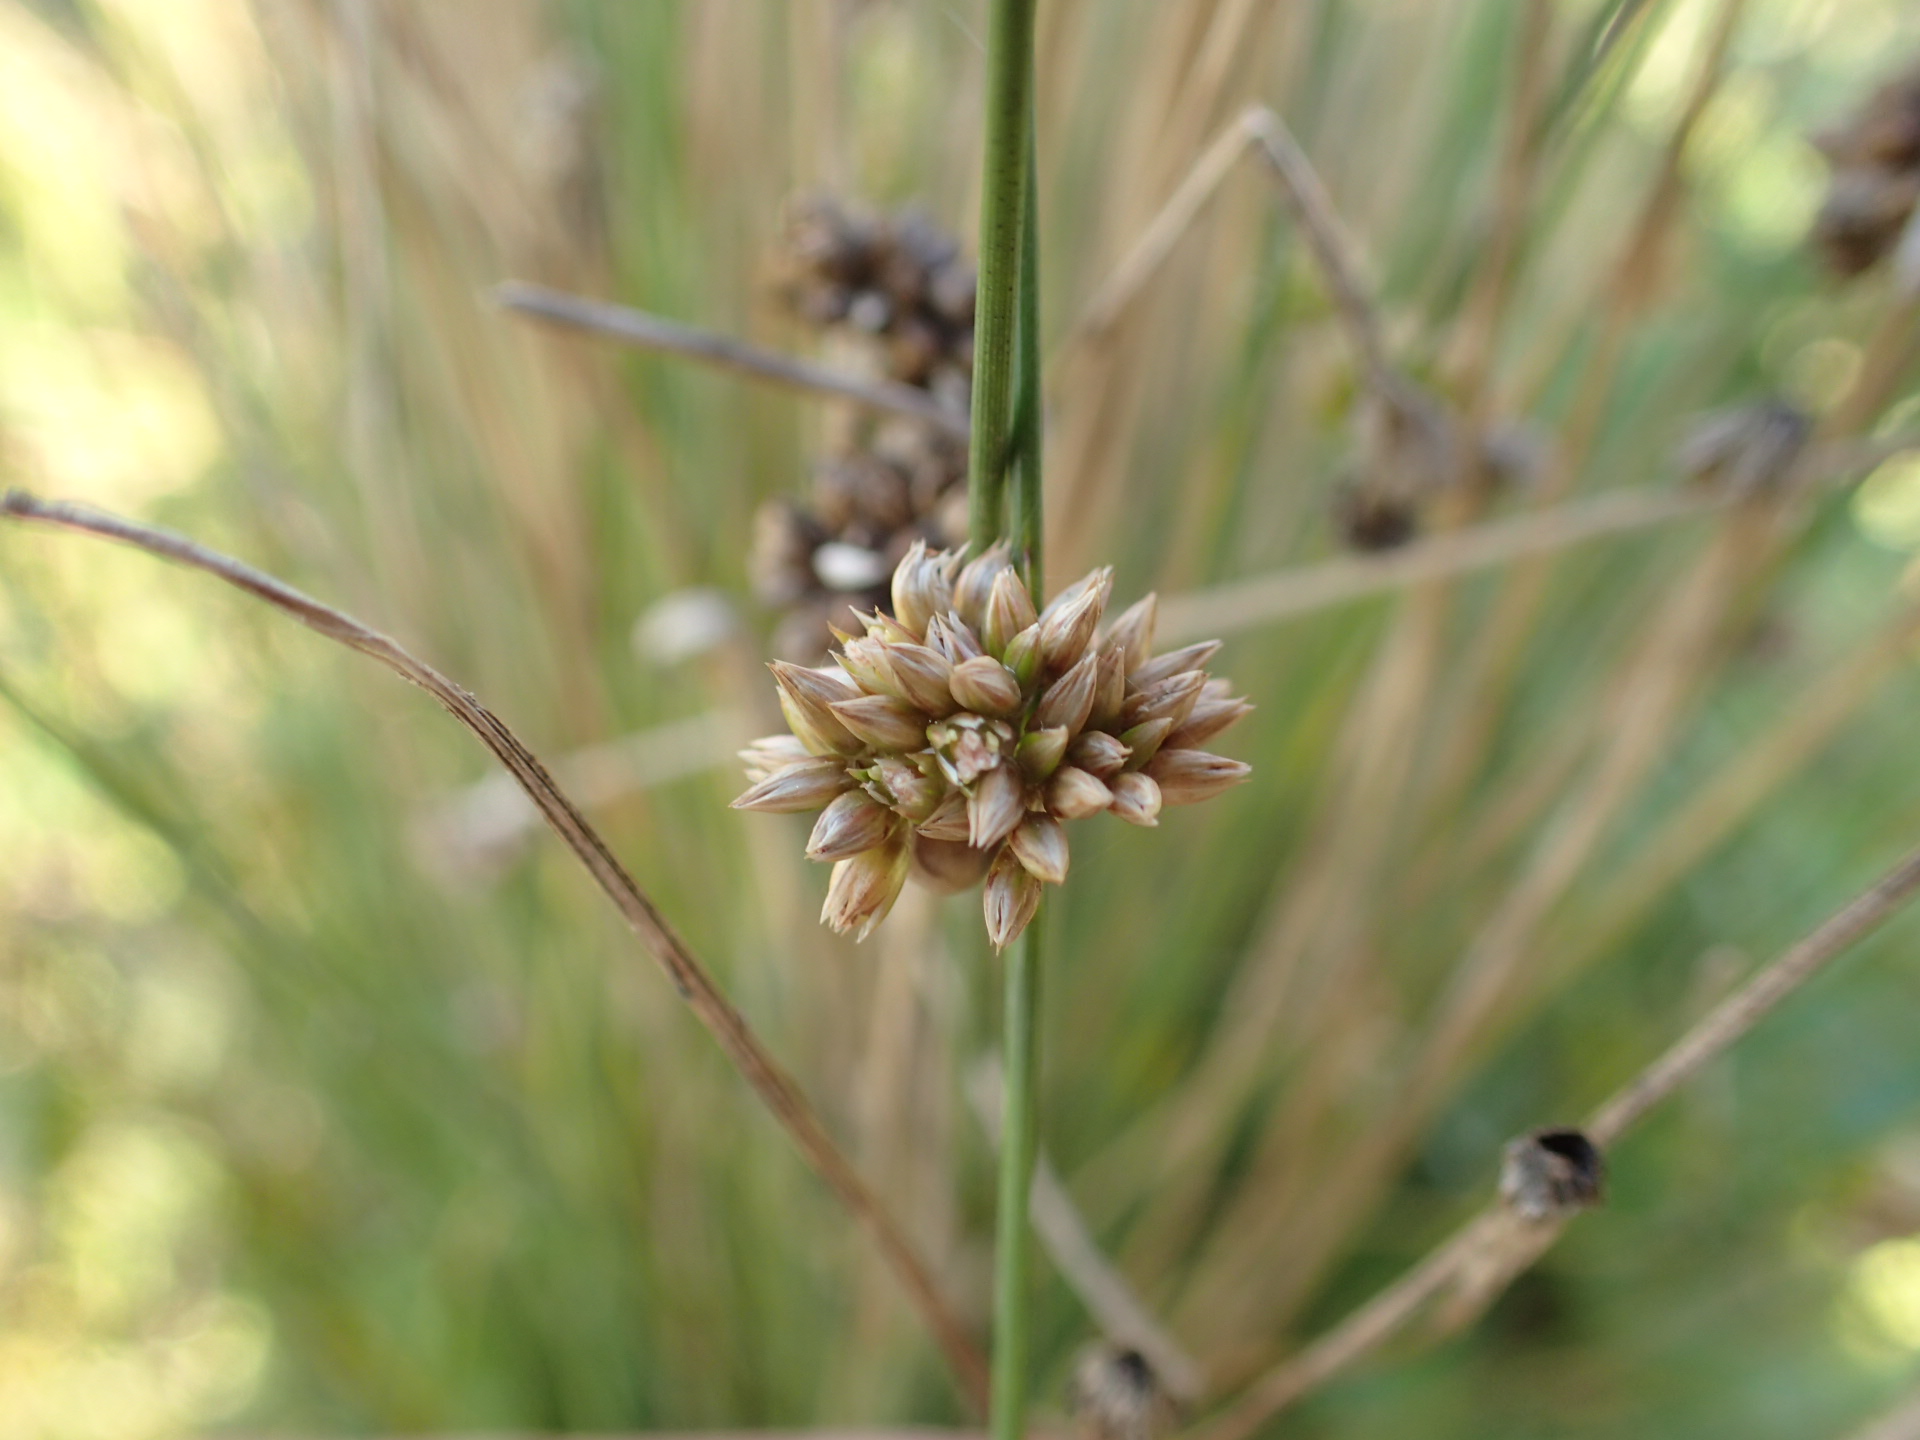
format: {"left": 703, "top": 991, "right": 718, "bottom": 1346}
{"left": 828, "top": 694, "right": 928, "bottom": 751}
{"left": 1166, "top": 695, "right": 1253, "bottom": 751}
{"left": 1128, "top": 640, "right": 1222, "bottom": 689}
{"left": 884, "top": 641, "right": 955, "bottom": 715}
{"left": 1144, "top": 748, "right": 1252, "bottom": 805}
{"left": 821, "top": 834, "right": 911, "bottom": 941}
{"left": 807, "top": 790, "right": 897, "bottom": 861}
{"left": 891, "top": 539, "right": 955, "bottom": 637}
{"left": 1102, "top": 593, "right": 1158, "bottom": 675}
{"left": 1009, "top": 813, "right": 1070, "bottom": 884}
{"left": 1499, "top": 1128, "right": 1606, "bottom": 1222}
{"left": 983, "top": 843, "right": 1043, "bottom": 950}
{"left": 1001, "top": 623, "right": 1045, "bottom": 691}
{"left": 1067, "top": 730, "right": 1131, "bottom": 779}
{"left": 1087, "top": 648, "right": 1128, "bottom": 732}
{"left": 1034, "top": 651, "right": 1101, "bottom": 736}
{"left": 1016, "top": 726, "right": 1070, "bottom": 783}
{"left": 967, "top": 763, "right": 1026, "bottom": 850}
{"left": 1108, "top": 771, "right": 1162, "bottom": 828}
{"left": 1120, "top": 670, "right": 1206, "bottom": 732}
{"left": 911, "top": 833, "right": 994, "bottom": 894}
{"left": 954, "top": 541, "right": 1013, "bottom": 631}
{"left": 1045, "top": 765, "right": 1113, "bottom": 821}
{"left": 732, "top": 756, "right": 854, "bottom": 812}
{"left": 1037, "top": 567, "right": 1113, "bottom": 674}
{"left": 950, "top": 654, "right": 1024, "bottom": 717}
{"left": 984, "top": 567, "right": 1040, "bottom": 656}
{"left": 1117, "top": 717, "right": 1175, "bottom": 770}
{"left": 837, "top": 635, "right": 905, "bottom": 700}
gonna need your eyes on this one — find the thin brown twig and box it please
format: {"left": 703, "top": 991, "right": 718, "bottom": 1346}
{"left": 1193, "top": 839, "right": 1920, "bottom": 1440}
{"left": 0, "top": 490, "right": 991, "bottom": 1413}
{"left": 1156, "top": 486, "right": 1720, "bottom": 644}
{"left": 493, "top": 280, "right": 972, "bottom": 441}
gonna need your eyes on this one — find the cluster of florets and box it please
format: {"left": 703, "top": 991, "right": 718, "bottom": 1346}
{"left": 733, "top": 542, "right": 1253, "bottom": 949}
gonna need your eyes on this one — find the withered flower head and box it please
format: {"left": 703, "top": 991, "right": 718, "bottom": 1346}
{"left": 734, "top": 541, "right": 1253, "bottom": 949}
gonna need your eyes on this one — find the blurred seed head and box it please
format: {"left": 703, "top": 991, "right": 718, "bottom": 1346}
{"left": 1811, "top": 62, "right": 1920, "bottom": 279}
{"left": 1067, "top": 1343, "right": 1181, "bottom": 1440}
{"left": 1677, "top": 399, "right": 1813, "bottom": 498}
{"left": 1499, "top": 1128, "right": 1606, "bottom": 1222}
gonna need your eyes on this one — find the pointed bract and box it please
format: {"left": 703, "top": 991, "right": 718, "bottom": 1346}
{"left": 1119, "top": 669, "right": 1207, "bottom": 732}
{"left": 1166, "top": 695, "right": 1254, "bottom": 750}
{"left": 983, "top": 845, "right": 1043, "bottom": 951}
{"left": 1066, "top": 730, "right": 1130, "bottom": 779}
{"left": 733, "top": 756, "right": 853, "bottom": 812}
{"left": 1128, "top": 640, "right": 1223, "bottom": 688}
{"left": 1044, "top": 765, "right": 1113, "bottom": 820}
{"left": 1108, "top": 771, "right": 1163, "bottom": 827}
{"left": 884, "top": 642, "right": 955, "bottom": 715}
{"left": 1037, "top": 567, "right": 1113, "bottom": 673}
{"left": 983, "top": 568, "right": 1040, "bottom": 656}
{"left": 740, "top": 734, "right": 813, "bottom": 782}
{"left": 1102, "top": 594, "right": 1158, "bottom": 674}
{"left": 917, "top": 789, "right": 974, "bottom": 842}
{"left": 1117, "top": 716, "right": 1175, "bottom": 770}
{"left": 1033, "top": 650, "right": 1101, "bottom": 736}
{"left": 1144, "top": 748, "right": 1253, "bottom": 805}
{"left": 1009, "top": 813, "right": 1070, "bottom": 885}
{"left": 950, "top": 654, "right": 1024, "bottom": 717}
{"left": 967, "top": 763, "right": 1026, "bottom": 850}
{"left": 822, "top": 836, "right": 910, "bottom": 941}
{"left": 891, "top": 540, "right": 957, "bottom": 637}
{"left": 807, "top": 790, "right": 897, "bottom": 861}
{"left": 954, "top": 542, "right": 1013, "bottom": 632}
{"left": 831, "top": 694, "right": 931, "bottom": 751}
{"left": 1015, "top": 725, "right": 1070, "bottom": 783}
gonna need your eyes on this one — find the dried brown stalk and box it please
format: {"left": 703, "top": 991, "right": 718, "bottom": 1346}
{"left": 1193, "top": 840, "right": 1920, "bottom": 1440}
{"left": 0, "top": 490, "right": 990, "bottom": 1411}
{"left": 494, "top": 280, "right": 971, "bottom": 441}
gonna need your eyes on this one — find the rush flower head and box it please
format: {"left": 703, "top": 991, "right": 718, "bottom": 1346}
{"left": 733, "top": 541, "right": 1253, "bottom": 949}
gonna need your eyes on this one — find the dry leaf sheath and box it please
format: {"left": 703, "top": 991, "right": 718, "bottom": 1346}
{"left": 734, "top": 541, "right": 1252, "bottom": 948}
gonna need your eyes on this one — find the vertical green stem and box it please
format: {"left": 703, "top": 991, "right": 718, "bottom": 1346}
{"left": 992, "top": 916, "right": 1042, "bottom": 1440}
{"left": 968, "top": 5, "right": 1042, "bottom": 1437}
{"left": 1009, "top": 122, "right": 1044, "bottom": 595}
{"left": 967, "top": 0, "right": 1037, "bottom": 557}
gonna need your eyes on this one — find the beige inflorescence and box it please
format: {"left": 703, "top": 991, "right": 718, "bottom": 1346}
{"left": 733, "top": 541, "right": 1253, "bottom": 949}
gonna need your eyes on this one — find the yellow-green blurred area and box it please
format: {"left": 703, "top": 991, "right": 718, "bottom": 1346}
{"left": 8, "top": 1, "right": 1920, "bottom": 1436}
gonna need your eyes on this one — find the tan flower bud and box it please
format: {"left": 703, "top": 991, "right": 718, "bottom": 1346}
{"left": 739, "top": 734, "right": 813, "bottom": 782}
{"left": 1067, "top": 730, "right": 1130, "bottom": 778}
{"left": 954, "top": 541, "right": 1013, "bottom": 632}
{"left": 950, "top": 654, "right": 1024, "bottom": 717}
{"left": 732, "top": 756, "right": 853, "bottom": 813}
{"left": 1087, "top": 647, "right": 1128, "bottom": 732}
{"left": 1001, "top": 623, "right": 1045, "bottom": 691}
{"left": 1166, "top": 695, "right": 1254, "bottom": 750}
{"left": 822, "top": 834, "right": 910, "bottom": 941}
{"left": 1037, "top": 567, "right": 1113, "bottom": 674}
{"left": 1016, "top": 725, "right": 1070, "bottom": 783}
{"left": 771, "top": 661, "right": 863, "bottom": 755}
{"left": 1045, "top": 765, "right": 1113, "bottom": 820}
{"left": 807, "top": 790, "right": 898, "bottom": 861}
{"left": 1033, "top": 650, "right": 1101, "bottom": 736}
{"left": 891, "top": 540, "right": 956, "bottom": 637}
{"left": 1102, "top": 593, "right": 1158, "bottom": 674}
{"left": 1107, "top": 771, "right": 1162, "bottom": 827}
{"left": 837, "top": 635, "right": 905, "bottom": 700}
{"left": 1119, "top": 669, "right": 1206, "bottom": 732}
{"left": 983, "top": 568, "right": 1040, "bottom": 656}
{"left": 925, "top": 611, "right": 986, "bottom": 664}
{"left": 860, "top": 608, "right": 919, "bottom": 646}
{"left": 831, "top": 694, "right": 931, "bottom": 751}
{"left": 1009, "top": 813, "right": 1070, "bottom": 884}
{"left": 1143, "top": 748, "right": 1252, "bottom": 805}
{"left": 884, "top": 641, "right": 955, "bottom": 715}
{"left": 917, "top": 789, "right": 973, "bottom": 842}
{"left": 1117, "top": 716, "right": 1175, "bottom": 769}
{"left": 983, "top": 844, "right": 1043, "bottom": 951}
{"left": 1128, "top": 639, "right": 1222, "bottom": 688}
{"left": 864, "top": 755, "right": 945, "bottom": 822}
{"left": 911, "top": 833, "right": 994, "bottom": 894}
{"left": 967, "top": 763, "right": 1027, "bottom": 850}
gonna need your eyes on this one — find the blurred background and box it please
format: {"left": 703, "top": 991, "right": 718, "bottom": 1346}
{"left": 5, "top": 1, "right": 1920, "bottom": 1437}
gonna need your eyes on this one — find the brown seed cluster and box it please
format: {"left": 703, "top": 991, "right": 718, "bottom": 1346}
{"left": 733, "top": 543, "right": 1253, "bottom": 949}
{"left": 752, "top": 195, "right": 976, "bottom": 660}
{"left": 1811, "top": 61, "right": 1920, "bottom": 278}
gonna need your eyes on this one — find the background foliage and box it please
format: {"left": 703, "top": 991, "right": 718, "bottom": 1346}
{"left": 4, "top": 1, "right": 1920, "bottom": 1437}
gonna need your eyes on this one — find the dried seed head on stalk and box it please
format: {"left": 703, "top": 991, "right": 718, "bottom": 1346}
{"left": 1066, "top": 1343, "right": 1182, "bottom": 1440}
{"left": 734, "top": 542, "right": 1253, "bottom": 948}
{"left": 1499, "top": 1128, "right": 1607, "bottom": 1223}
{"left": 1810, "top": 62, "right": 1920, "bottom": 279}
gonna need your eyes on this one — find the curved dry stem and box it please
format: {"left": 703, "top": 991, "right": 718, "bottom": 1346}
{"left": 1193, "top": 840, "right": 1920, "bottom": 1440}
{"left": 0, "top": 489, "right": 990, "bottom": 1412}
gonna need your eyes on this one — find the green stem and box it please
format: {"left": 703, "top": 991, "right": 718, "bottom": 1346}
{"left": 967, "top": 0, "right": 1037, "bottom": 557}
{"left": 1009, "top": 120, "right": 1044, "bottom": 595}
{"left": 992, "top": 914, "right": 1043, "bottom": 1440}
